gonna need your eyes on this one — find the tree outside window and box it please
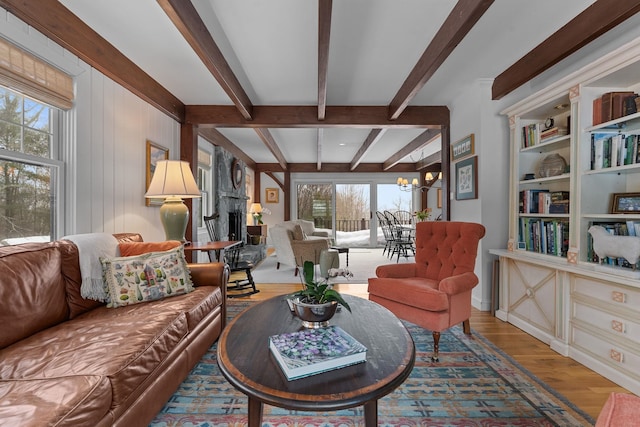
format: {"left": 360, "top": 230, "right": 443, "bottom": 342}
{"left": 0, "top": 87, "right": 57, "bottom": 244}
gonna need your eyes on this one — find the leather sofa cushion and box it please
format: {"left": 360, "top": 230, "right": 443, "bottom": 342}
{"left": 0, "top": 296, "right": 193, "bottom": 408}
{"left": 0, "top": 242, "right": 70, "bottom": 349}
{"left": 0, "top": 376, "right": 112, "bottom": 427}
{"left": 179, "top": 286, "right": 224, "bottom": 331}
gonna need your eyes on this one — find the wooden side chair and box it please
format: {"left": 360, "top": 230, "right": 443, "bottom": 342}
{"left": 223, "top": 243, "right": 259, "bottom": 298}
{"left": 204, "top": 214, "right": 258, "bottom": 297}
{"left": 368, "top": 221, "right": 485, "bottom": 361}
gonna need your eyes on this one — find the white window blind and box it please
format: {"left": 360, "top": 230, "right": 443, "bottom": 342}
{"left": 0, "top": 38, "right": 73, "bottom": 110}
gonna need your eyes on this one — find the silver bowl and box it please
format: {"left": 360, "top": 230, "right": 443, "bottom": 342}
{"left": 291, "top": 298, "right": 338, "bottom": 328}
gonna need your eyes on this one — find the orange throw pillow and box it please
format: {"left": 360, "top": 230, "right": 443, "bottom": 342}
{"left": 118, "top": 240, "right": 182, "bottom": 257}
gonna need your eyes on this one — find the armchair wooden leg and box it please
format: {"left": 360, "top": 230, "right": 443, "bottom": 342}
{"left": 432, "top": 331, "right": 440, "bottom": 362}
{"left": 462, "top": 319, "right": 471, "bottom": 335}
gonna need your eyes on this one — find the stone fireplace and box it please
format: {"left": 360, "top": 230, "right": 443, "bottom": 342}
{"left": 212, "top": 147, "right": 265, "bottom": 265}
{"left": 213, "top": 147, "right": 248, "bottom": 243}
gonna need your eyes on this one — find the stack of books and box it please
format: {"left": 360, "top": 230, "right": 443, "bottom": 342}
{"left": 540, "top": 126, "right": 568, "bottom": 142}
{"left": 269, "top": 325, "right": 367, "bottom": 380}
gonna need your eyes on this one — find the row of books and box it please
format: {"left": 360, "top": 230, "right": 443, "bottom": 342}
{"left": 592, "top": 91, "right": 638, "bottom": 125}
{"left": 519, "top": 190, "right": 570, "bottom": 214}
{"left": 521, "top": 124, "right": 568, "bottom": 148}
{"left": 590, "top": 133, "right": 640, "bottom": 170}
{"left": 586, "top": 221, "right": 640, "bottom": 269}
{"left": 269, "top": 325, "right": 367, "bottom": 380}
{"left": 518, "top": 218, "right": 569, "bottom": 257}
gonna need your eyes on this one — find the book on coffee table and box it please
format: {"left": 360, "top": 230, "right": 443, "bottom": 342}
{"left": 268, "top": 325, "right": 367, "bottom": 380}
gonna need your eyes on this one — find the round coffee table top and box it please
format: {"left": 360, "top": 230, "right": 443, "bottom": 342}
{"left": 217, "top": 294, "right": 415, "bottom": 411}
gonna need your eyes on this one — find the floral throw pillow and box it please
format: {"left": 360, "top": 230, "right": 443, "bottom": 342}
{"left": 101, "top": 246, "right": 194, "bottom": 308}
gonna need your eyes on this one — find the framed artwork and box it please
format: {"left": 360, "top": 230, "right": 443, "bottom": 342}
{"left": 610, "top": 192, "right": 640, "bottom": 213}
{"left": 145, "top": 140, "right": 169, "bottom": 206}
{"left": 265, "top": 187, "right": 279, "bottom": 203}
{"left": 451, "top": 134, "right": 475, "bottom": 162}
{"left": 437, "top": 188, "right": 442, "bottom": 208}
{"left": 455, "top": 156, "right": 478, "bottom": 200}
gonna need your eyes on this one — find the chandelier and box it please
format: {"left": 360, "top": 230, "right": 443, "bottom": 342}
{"left": 397, "top": 172, "right": 442, "bottom": 192}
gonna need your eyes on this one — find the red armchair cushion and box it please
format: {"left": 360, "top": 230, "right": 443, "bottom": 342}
{"left": 368, "top": 277, "right": 447, "bottom": 311}
{"left": 596, "top": 392, "right": 640, "bottom": 427}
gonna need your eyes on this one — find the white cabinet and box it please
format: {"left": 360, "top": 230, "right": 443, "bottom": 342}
{"left": 494, "top": 35, "right": 640, "bottom": 396}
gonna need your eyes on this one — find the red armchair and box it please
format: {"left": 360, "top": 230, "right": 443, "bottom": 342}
{"left": 368, "top": 221, "right": 485, "bottom": 361}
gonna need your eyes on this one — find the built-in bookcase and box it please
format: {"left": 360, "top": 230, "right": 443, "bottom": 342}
{"left": 513, "top": 95, "right": 572, "bottom": 259}
{"left": 491, "top": 36, "right": 640, "bottom": 396}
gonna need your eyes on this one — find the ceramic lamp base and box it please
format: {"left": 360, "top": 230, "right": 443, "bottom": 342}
{"left": 159, "top": 196, "right": 189, "bottom": 242}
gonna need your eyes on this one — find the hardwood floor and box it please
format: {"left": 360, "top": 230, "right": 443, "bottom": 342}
{"left": 238, "top": 282, "right": 629, "bottom": 420}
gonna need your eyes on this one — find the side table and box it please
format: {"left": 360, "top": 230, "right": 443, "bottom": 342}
{"left": 330, "top": 246, "right": 349, "bottom": 266}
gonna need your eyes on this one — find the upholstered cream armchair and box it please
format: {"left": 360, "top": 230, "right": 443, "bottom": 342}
{"left": 270, "top": 221, "right": 331, "bottom": 275}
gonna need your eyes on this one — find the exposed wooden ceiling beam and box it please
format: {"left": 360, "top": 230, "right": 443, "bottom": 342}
{"left": 254, "top": 129, "right": 288, "bottom": 170}
{"left": 492, "top": 0, "right": 640, "bottom": 100}
{"left": 350, "top": 129, "right": 386, "bottom": 171}
{"left": 0, "top": 0, "right": 185, "bottom": 122}
{"left": 416, "top": 153, "right": 442, "bottom": 170}
{"left": 382, "top": 129, "right": 441, "bottom": 170}
{"left": 316, "top": 128, "right": 324, "bottom": 170}
{"left": 186, "top": 105, "right": 448, "bottom": 128}
{"left": 256, "top": 162, "right": 419, "bottom": 173}
{"left": 265, "top": 171, "right": 285, "bottom": 192}
{"left": 317, "top": 0, "right": 332, "bottom": 121}
{"left": 199, "top": 128, "right": 256, "bottom": 169}
{"left": 157, "top": 0, "right": 253, "bottom": 119}
{"left": 388, "top": 0, "right": 494, "bottom": 120}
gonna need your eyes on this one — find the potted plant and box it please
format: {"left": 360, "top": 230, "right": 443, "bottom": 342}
{"left": 290, "top": 260, "right": 351, "bottom": 328}
{"left": 415, "top": 208, "right": 432, "bottom": 222}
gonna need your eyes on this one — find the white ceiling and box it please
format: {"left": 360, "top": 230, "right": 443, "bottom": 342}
{"left": 59, "top": 0, "right": 597, "bottom": 165}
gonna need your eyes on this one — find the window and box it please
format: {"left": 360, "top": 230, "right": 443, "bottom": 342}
{"left": 0, "top": 86, "right": 62, "bottom": 244}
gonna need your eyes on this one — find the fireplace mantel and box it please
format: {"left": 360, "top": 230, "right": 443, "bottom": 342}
{"left": 220, "top": 191, "right": 250, "bottom": 200}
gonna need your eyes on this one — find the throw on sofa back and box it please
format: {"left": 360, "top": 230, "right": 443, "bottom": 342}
{"left": 413, "top": 221, "right": 486, "bottom": 281}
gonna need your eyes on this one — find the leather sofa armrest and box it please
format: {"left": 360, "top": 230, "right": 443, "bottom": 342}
{"left": 438, "top": 272, "right": 479, "bottom": 295}
{"left": 187, "top": 262, "right": 230, "bottom": 289}
{"left": 375, "top": 263, "right": 417, "bottom": 278}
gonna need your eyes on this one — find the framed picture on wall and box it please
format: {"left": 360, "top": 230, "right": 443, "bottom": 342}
{"left": 455, "top": 156, "right": 478, "bottom": 200}
{"left": 437, "top": 188, "right": 442, "bottom": 208}
{"left": 265, "top": 187, "right": 279, "bottom": 203}
{"left": 145, "top": 140, "right": 169, "bottom": 206}
{"left": 451, "top": 134, "right": 475, "bottom": 162}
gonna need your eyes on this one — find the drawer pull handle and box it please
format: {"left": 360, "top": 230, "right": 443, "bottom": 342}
{"left": 611, "top": 291, "right": 627, "bottom": 303}
{"left": 611, "top": 320, "right": 625, "bottom": 333}
{"left": 610, "top": 349, "right": 624, "bottom": 363}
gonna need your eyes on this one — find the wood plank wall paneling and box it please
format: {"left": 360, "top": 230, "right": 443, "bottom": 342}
{"left": 72, "top": 63, "right": 180, "bottom": 240}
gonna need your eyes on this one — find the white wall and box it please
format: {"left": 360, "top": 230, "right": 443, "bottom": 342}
{"left": 449, "top": 79, "right": 509, "bottom": 311}
{"left": 0, "top": 9, "right": 180, "bottom": 242}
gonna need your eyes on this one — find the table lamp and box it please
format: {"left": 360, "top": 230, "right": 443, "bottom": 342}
{"left": 145, "top": 160, "right": 201, "bottom": 242}
{"left": 250, "top": 202, "right": 263, "bottom": 225}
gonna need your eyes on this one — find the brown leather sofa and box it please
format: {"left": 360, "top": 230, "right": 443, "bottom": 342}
{"left": 0, "top": 233, "right": 229, "bottom": 427}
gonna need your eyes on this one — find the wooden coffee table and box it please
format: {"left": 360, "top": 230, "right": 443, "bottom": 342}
{"left": 217, "top": 295, "right": 415, "bottom": 427}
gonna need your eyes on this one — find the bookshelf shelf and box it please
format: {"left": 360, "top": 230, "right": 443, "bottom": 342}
{"left": 520, "top": 213, "right": 570, "bottom": 219}
{"left": 520, "top": 134, "right": 570, "bottom": 152}
{"left": 518, "top": 173, "right": 570, "bottom": 185}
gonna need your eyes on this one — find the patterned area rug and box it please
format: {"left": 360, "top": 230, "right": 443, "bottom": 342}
{"left": 149, "top": 300, "right": 593, "bottom": 427}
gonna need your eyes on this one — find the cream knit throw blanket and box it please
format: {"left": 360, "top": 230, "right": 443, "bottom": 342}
{"left": 62, "top": 233, "right": 119, "bottom": 301}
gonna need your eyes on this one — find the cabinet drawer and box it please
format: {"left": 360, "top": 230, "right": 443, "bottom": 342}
{"left": 572, "top": 301, "right": 640, "bottom": 346}
{"left": 571, "top": 326, "right": 640, "bottom": 382}
{"left": 572, "top": 275, "right": 640, "bottom": 312}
